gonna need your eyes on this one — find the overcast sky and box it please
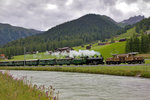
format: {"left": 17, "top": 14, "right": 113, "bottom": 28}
{"left": 0, "top": 0, "right": 150, "bottom": 31}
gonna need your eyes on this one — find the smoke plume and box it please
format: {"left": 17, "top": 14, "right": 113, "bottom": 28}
{"left": 51, "top": 50, "right": 100, "bottom": 58}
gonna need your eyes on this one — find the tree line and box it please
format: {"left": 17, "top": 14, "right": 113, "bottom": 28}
{"left": 126, "top": 33, "right": 150, "bottom": 53}
{"left": 126, "top": 17, "right": 150, "bottom": 53}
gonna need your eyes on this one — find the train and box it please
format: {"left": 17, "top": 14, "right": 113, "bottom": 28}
{"left": 0, "top": 53, "right": 144, "bottom": 66}
{"left": 0, "top": 56, "right": 104, "bottom": 66}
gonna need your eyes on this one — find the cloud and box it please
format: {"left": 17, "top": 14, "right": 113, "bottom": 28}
{"left": 0, "top": 0, "right": 149, "bottom": 31}
{"left": 102, "top": 0, "right": 117, "bottom": 6}
{"left": 123, "top": 0, "right": 139, "bottom": 4}
{"left": 46, "top": 4, "right": 58, "bottom": 10}
{"left": 65, "top": 0, "right": 74, "bottom": 6}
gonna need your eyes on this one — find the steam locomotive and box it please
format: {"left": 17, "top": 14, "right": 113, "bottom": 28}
{"left": 0, "top": 53, "right": 144, "bottom": 66}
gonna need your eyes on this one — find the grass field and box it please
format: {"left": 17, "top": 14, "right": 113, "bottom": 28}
{"left": 10, "top": 52, "right": 58, "bottom": 61}
{"left": 113, "top": 27, "right": 137, "bottom": 41}
{"left": 73, "top": 41, "right": 126, "bottom": 59}
{"left": 137, "top": 54, "right": 150, "bottom": 59}
{"left": 0, "top": 71, "right": 59, "bottom": 100}
{"left": 0, "top": 65, "right": 150, "bottom": 78}
{"left": 0, "top": 71, "right": 47, "bottom": 100}
{"left": 145, "top": 59, "right": 150, "bottom": 64}
{"left": 92, "top": 42, "right": 126, "bottom": 59}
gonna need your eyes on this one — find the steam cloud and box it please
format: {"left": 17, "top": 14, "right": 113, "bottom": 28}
{"left": 51, "top": 50, "right": 100, "bottom": 58}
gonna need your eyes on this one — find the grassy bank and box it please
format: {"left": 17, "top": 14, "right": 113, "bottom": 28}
{"left": 0, "top": 71, "right": 58, "bottom": 100}
{"left": 145, "top": 59, "right": 150, "bottom": 64}
{"left": 138, "top": 54, "right": 150, "bottom": 59}
{"left": 73, "top": 41, "right": 126, "bottom": 59}
{"left": 0, "top": 65, "right": 150, "bottom": 78}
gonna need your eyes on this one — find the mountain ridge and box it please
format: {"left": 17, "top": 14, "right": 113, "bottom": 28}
{"left": 0, "top": 23, "right": 42, "bottom": 45}
{"left": 120, "top": 15, "right": 145, "bottom": 25}
{"left": 1, "top": 14, "right": 121, "bottom": 56}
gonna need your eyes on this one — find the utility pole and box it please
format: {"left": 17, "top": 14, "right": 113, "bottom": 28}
{"left": 24, "top": 47, "right": 26, "bottom": 66}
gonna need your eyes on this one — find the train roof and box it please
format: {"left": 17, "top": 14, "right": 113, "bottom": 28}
{"left": 112, "top": 54, "right": 131, "bottom": 57}
{"left": 87, "top": 57, "right": 103, "bottom": 60}
{"left": 0, "top": 59, "right": 38, "bottom": 62}
{"left": 112, "top": 52, "right": 139, "bottom": 57}
{"left": 128, "top": 52, "right": 139, "bottom": 55}
{"left": 40, "top": 58, "right": 73, "bottom": 60}
{"left": 25, "top": 59, "right": 38, "bottom": 61}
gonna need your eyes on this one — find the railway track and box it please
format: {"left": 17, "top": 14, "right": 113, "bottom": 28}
{"left": 11, "top": 63, "right": 150, "bottom": 67}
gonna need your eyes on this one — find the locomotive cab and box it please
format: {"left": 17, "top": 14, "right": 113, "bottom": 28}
{"left": 86, "top": 55, "right": 104, "bottom": 65}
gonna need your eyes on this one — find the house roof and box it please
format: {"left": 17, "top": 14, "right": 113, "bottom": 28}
{"left": 0, "top": 54, "right": 5, "bottom": 57}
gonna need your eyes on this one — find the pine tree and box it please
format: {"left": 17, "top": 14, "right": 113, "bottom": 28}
{"left": 133, "top": 36, "right": 140, "bottom": 52}
{"left": 141, "top": 34, "right": 149, "bottom": 53}
{"left": 125, "top": 40, "right": 131, "bottom": 53}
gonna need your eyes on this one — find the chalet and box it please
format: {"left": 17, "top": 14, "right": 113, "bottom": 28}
{"left": 48, "top": 51, "right": 53, "bottom": 54}
{"left": 0, "top": 54, "right": 5, "bottom": 59}
{"left": 26, "top": 51, "right": 37, "bottom": 54}
{"left": 26, "top": 52, "right": 31, "bottom": 54}
{"left": 86, "top": 46, "right": 91, "bottom": 49}
{"left": 55, "top": 47, "right": 73, "bottom": 52}
{"left": 115, "top": 41, "right": 119, "bottom": 43}
{"left": 98, "top": 43, "right": 106, "bottom": 45}
{"left": 145, "top": 31, "right": 150, "bottom": 34}
{"left": 81, "top": 45, "right": 84, "bottom": 48}
{"left": 98, "top": 43, "right": 110, "bottom": 45}
{"left": 32, "top": 51, "right": 37, "bottom": 54}
{"left": 119, "top": 38, "right": 126, "bottom": 42}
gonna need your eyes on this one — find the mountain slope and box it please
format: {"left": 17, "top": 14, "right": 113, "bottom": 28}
{"left": 0, "top": 23, "right": 42, "bottom": 45}
{"left": 120, "top": 15, "right": 145, "bottom": 25}
{"left": 40, "top": 14, "right": 120, "bottom": 42}
{"left": 116, "top": 16, "right": 150, "bottom": 40}
{"left": 125, "top": 17, "right": 150, "bottom": 53}
{"left": 135, "top": 17, "right": 150, "bottom": 33}
{"left": 1, "top": 14, "right": 121, "bottom": 56}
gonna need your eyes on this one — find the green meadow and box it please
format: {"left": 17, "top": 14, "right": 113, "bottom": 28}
{"left": 0, "top": 65, "right": 150, "bottom": 78}
{"left": 10, "top": 52, "right": 58, "bottom": 61}
{"left": 73, "top": 41, "right": 126, "bottom": 59}
{"left": 0, "top": 72, "right": 47, "bottom": 100}
{"left": 113, "top": 27, "right": 137, "bottom": 41}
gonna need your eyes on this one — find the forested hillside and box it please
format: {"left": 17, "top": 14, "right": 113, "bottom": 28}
{"left": 135, "top": 17, "right": 150, "bottom": 33}
{"left": 126, "top": 17, "right": 150, "bottom": 53}
{"left": 1, "top": 14, "right": 121, "bottom": 57}
{"left": 0, "top": 23, "right": 42, "bottom": 45}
